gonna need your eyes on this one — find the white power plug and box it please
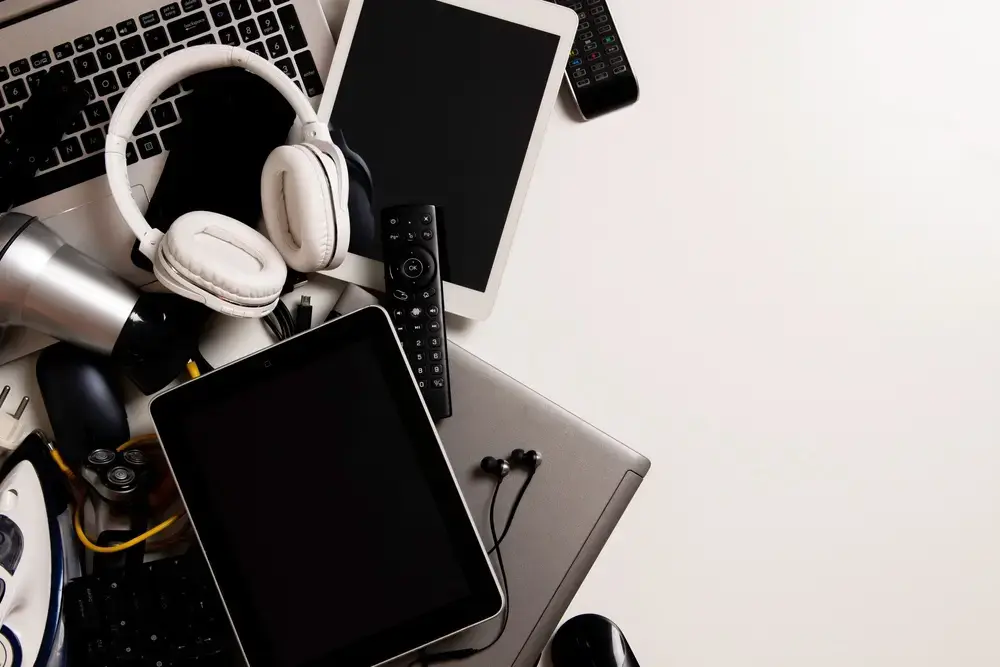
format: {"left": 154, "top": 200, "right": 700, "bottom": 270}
{"left": 0, "top": 386, "right": 29, "bottom": 453}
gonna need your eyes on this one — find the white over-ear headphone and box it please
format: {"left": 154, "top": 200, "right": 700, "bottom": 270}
{"left": 105, "top": 45, "right": 351, "bottom": 318}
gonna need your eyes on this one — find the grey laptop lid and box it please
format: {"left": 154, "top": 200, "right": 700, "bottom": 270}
{"left": 400, "top": 344, "right": 651, "bottom": 667}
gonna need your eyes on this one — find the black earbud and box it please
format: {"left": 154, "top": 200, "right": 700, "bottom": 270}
{"left": 480, "top": 456, "right": 511, "bottom": 479}
{"left": 510, "top": 448, "right": 542, "bottom": 470}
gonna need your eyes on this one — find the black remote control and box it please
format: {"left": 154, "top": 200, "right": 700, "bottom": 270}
{"left": 552, "top": 0, "right": 638, "bottom": 120}
{"left": 381, "top": 205, "right": 452, "bottom": 420}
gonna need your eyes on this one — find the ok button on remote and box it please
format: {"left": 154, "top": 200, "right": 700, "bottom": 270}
{"left": 402, "top": 258, "right": 424, "bottom": 279}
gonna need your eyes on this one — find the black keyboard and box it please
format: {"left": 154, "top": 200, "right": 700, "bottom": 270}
{"left": 63, "top": 554, "right": 237, "bottom": 667}
{"left": 0, "top": 0, "right": 324, "bottom": 209}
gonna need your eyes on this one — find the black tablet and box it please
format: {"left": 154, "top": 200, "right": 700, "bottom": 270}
{"left": 150, "top": 306, "right": 503, "bottom": 667}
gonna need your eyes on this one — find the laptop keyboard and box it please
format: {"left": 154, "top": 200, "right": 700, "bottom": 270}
{"left": 0, "top": 0, "right": 324, "bottom": 209}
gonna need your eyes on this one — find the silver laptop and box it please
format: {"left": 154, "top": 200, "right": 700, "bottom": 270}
{"left": 0, "top": 0, "right": 335, "bottom": 287}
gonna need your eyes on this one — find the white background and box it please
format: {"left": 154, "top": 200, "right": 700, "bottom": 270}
{"left": 450, "top": 1, "right": 1000, "bottom": 665}
{"left": 4, "top": 1, "right": 1000, "bottom": 665}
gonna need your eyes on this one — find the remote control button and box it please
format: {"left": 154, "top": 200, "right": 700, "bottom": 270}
{"left": 576, "top": 78, "right": 591, "bottom": 88}
{"left": 592, "top": 62, "right": 606, "bottom": 71}
{"left": 418, "top": 379, "right": 427, "bottom": 389}
{"left": 591, "top": 5, "right": 605, "bottom": 13}
{"left": 395, "top": 323, "right": 406, "bottom": 336}
{"left": 584, "top": 42, "right": 598, "bottom": 51}
{"left": 602, "top": 34, "right": 615, "bottom": 43}
{"left": 578, "top": 20, "right": 590, "bottom": 29}
{"left": 413, "top": 339, "right": 425, "bottom": 349}
{"left": 421, "top": 229, "right": 433, "bottom": 240}
{"left": 420, "top": 212, "right": 433, "bottom": 224}
{"left": 432, "top": 378, "right": 446, "bottom": 389}
{"left": 410, "top": 322, "right": 425, "bottom": 335}
{"left": 579, "top": 31, "right": 593, "bottom": 39}
{"left": 588, "top": 51, "right": 602, "bottom": 61}
{"left": 428, "top": 305, "right": 440, "bottom": 316}
{"left": 388, "top": 216, "right": 399, "bottom": 226}
{"left": 572, "top": 67, "right": 587, "bottom": 78}
{"left": 414, "top": 366, "right": 427, "bottom": 377}
{"left": 430, "top": 350, "right": 443, "bottom": 362}
{"left": 429, "top": 336, "right": 442, "bottom": 348}
{"left": 408, "top": 306, "right": 423, "bottom": 319}
{"left": 599, "top": 25, "right": 612, "bottom": 33}
{"left": 392, "top": 289, "right": 410, "bottom": 301}
{"left": 387, "top": 231, "right": 402, "bottom": 242}
{"left": 428, "top": 320, "right": 441, "bottom": 332}
{"left": 570, "top": 57, "right": 583, "bottom": 66}
{"left": 595, "top": 14, "right": 608, "bottom": 23}
{"left": 610, "top": 55, "right": 624, "bottom": 64}
{"left": 411, "top": 351, "right": 426, "bottom": 364}
{"left": 393, "top": 308, "right": 405, "bottom": 319}
{"left": 613, "top": 65, "right": 628, "bottom": 74}
{"left": 419, "top": 287, "right": 437, "bottom": 299}
{"left": 595, "top": 72, "right": 609, "bottom": 81}
{"left": 402, "top": 257, "right": 425, "bottom": 279}
{"left": 430, "top": 364, "right": 443, "bottom": 376}
{"left": 570, "top": 48, "right": 579, "bottom": 56}
{"left": 606, "top": 44, "right": 620, "bottom": 53}
{"left": 406, "top": 230, "right": 418, "bottom": 242}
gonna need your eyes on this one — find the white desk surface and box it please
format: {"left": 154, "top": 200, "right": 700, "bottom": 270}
{"left": 4, "top": 1, "right": 1000, "bottom": 666}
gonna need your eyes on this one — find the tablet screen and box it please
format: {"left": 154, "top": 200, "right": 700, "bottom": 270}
{"left": 330, "top": 0, "right": 561, "bottom": 293}
{"left": 151, "top": 308, "right": 501, "bottom": 667}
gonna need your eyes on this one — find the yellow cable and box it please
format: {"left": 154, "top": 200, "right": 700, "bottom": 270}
{"left": 73, "top": 504, "right": 181, "bottom": 553}
{"left": 186, "top": 359, "right": 201, "bottom": 379}
{"left": 49, "top": 433, "right": 183, "bottom": 553}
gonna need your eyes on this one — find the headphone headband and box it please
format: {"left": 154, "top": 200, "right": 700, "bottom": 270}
{"left": 105, "top": 45, "right": 330, "bottom": 260}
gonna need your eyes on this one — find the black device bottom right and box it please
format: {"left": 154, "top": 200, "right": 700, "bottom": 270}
{"left": 551, "top": 614, "right": 640, "bottom": 666}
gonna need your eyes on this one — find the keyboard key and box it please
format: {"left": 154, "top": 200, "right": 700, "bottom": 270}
{"left": 67, "top": 112, "right": 87, "bottom": 133}
{"left": 58, "top": 136, "right": 83, "bottom": 162}
{"left": 183, "top": 0, "right": 203, "bottom": 10}
{"left": 126, "top": 142, "right": 137, "bottom": 164}
{"left": 9, "top": 60, "right": 29, "bottom": 77}
{"left": 210, "top": 3, "right": 232, "bottom": 26}
{"left": 252, "top": 0, "right": 270, "bottom": 10}
{"left": 78, "top": 79, "right": 95, "bottom": 100}
{"left": 160, "top": 124, "right": 180, "bottom": 150}
{"left": 140, "top": 11, "right": 160, "bottom": 28}
{"left": 168, "top": 12, "right": 210, "bottom": 42}
{"left": 274, "top": 57, "right": 294, "bottom": 78}
{"left": 50, "top": 62, "right": 74, "bottom": 81}
{"left": 108, "top": 92, "right": 124, "bottom": 112}
{"left": 26, "top": 73, "right": 46, "bottom": 93}
{"left": 121, "top": 36, "right": 146, "bottom": 61}
{"left": 74, "top": 35, "right": 96, "bottom": 52}
{"left": 2, "top": 80, "right": 27, "bottom": 104}
{"left": 38, "top": 147, "right": 58, "bottom": 171}
{"left": 31, "top": 51, "right": 51, "bottom": 68}
{"left": 140, "top": 54, "right": 162, "bottom": 70}
{"left": 118, "top": 63, "right": 141, "bottom": 87}
{"left": 275, "top": 0, "right": 291, "bottom": 4}
{"left": 81, "top": 128, "right": 104, "bottom": 153}
{"left": 94, "top": 71, "right": 119, "bottom": 96}
{"left": 219, "top": 26, "right": 239, "bottom": 45}
{"left": 151, "top": 102, "right": 177, "bottom": 126}
{"left": 144, "top": 27, "right": 169, "bottom": 51}
{"left": 133, "top": 111, "right": 153, "bottom": 135}
{"left": 277, "top": 6, "right": 306, "bottom": 50}
{"left": 96, "top": 27, "right": 116, "bottom": 44}
{"left": 116, "top": 19, "right": 138, "bottom": 36}
{"left": 266, "top": 34, "right": 287, "bottom": 59}
{"left": 294, "top": 51, "right": 322, "bottom": 96}
{"left": 165, "top": 45, "right": 184, "bottom": 55}
{"left": 0, "top": 67, "right": 7, "bottom": 82}
{"left": 73, "top": 53, "right": 99, "bottom": 78}
{"left": 84, "top": 101, "right": 110, "bottom": 125}
{"left": 238, "top": 19, "right": 259, "bottom": 42}
{"left": 246, "top": 42, "right": 267, "bottom": 59}
{"left": 53, "top": 43, "right": 73, "bottom": 60}
{"left": 161, "top": 2, "right": 181, "bottom": 20}
{"left": 230, "top": 0, "right": 250, "bottom": 19}
{"left": 136, "top": 134, "right": 162, "bottom": 159}
{"left": 189, "top": 35, "right": 216, "bottom": 45}
{"left": 97, "top": 44, "right": 123, "bottom": 69}
{"left": 0, "top": 109, "right": 18, "bottom": 131}
{"left": 258, "top": 10, "right": 278, "bottom": 35}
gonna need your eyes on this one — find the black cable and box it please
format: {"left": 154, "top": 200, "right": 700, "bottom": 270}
{"left": 487, "top": 470, "right": 535, "bottom": 555}
{"left": 415, "top": 483, "right": 513, "bottom": 665}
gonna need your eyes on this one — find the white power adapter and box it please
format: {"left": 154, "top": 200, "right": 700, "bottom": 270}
{"left": 0, "top": 386, "right": 30, "bottom": 453}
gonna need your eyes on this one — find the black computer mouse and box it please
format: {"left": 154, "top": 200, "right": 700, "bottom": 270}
{"left": 37, "top": 343, "right": 130, "bottom": 471}
{"left": 551, "top": 614, "right": 640, "bottom": 667}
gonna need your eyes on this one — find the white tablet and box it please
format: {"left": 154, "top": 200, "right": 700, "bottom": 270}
{"left": 316, "top": 0, "right": 577, "bottom": 320}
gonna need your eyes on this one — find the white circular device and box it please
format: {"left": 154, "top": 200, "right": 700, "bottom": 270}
{"left": 105, "top": 45, "right": 352, "bottom": 318}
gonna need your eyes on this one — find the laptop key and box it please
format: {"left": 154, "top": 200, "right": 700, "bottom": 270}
{"left": 74, "top": 35, "right": 96, "bottom": 52}
{"left": 276, "top": 6, "right": 306, "bottom": 51}
{"left": 116, "top": 19, "right": 138, "bottom": 36}
{"left": 97, "top": 44, "right": 123, "bottom": 69}
{"left": 183, "top": 0, "right": 203, "bottom": 11}
{"left": 140, "top": 11, "right": 160, "bottom": 28}
{"left": 2, "top": 81, "right": 27, "bottom": 105}
{"left": 78, "top": 79, "right": 95, "bottom": 101}
{"left": 250, "top": 0, "right": 270, "bottom": 10}
{"left": 73, "top": 53, "right": 99, "bottom": 78}
{"left": 294, "top": 51, "right": 322, "bottom": 96}
{"left": 219, "top": 27, "right": 239, "bottom": 45}
{"left": 118, "top": 63, "right": 141, "bottom": 87}
{"left": 57, "top": 137, "right": 83, "bottom": 162}
{"left": 38, "top": 147, "right": 58, "bottom": 171}
{"left": 9, "top": 60, "right": 29, "bottom": 77}
{"left": 53, "top": 43, "right": 73, "bottom": 60}
{"left": 274, "top": 57, "right": 294, "bottom": 78}
{"left": 81, "top": 128, "right": 104, "bottom": 154}
{"left": 161, "top": 3, "right": 181, "bottom": 20}
{"left": 136, "top": 134, "right": 162, "bottom": 159}
{"left": 108, "top": 92, "right": 124, "bottom": 112}
{"left": 151, "top": 102, "right": 177, "bottom": 127}
{"left": 140, "top": 54, "right": 162, "bottom": 70}
{"left": 134, "top": 112, "right": 153, "bottom": 135}
{"left": 230, "top": 0, "right": 250, "bottom": 19}
{"left": 266, "top": 35, "right": 287, "bottom": 59}
{"left": 258, "top": 11, "right": 278, "bottom": 35}
{"left": 144, "top": 27, "right": 169, "bottom": 51}
{"left": 0, "top": 67, "right": 7, "bottom": 83}
{"left": 84, "top": 101, "right": 110, "bottom": 126}
{"left": 237, "top": 19, "right": 259, "bottom": 42}
{"left": 126, "top": 143, "right": 137, "bottom": 165}
{"left": 167, "top": 12, "right": 210, "bottom": 42}
{"left": 189, "top": 35, "right": 216, "bottom": 46}
{"left": 31, "top": 51, "right": 51, "bottom": 69}
{"left": 246, "top": 42, "right": 266, "bottom": 59}
{"left": 95, "top": 27, "right": 116, "bottom": 44}
{"left": 94, "top": 72, "right": 119, "bottom": 96}
{"left": 26, "top": 73, "right": 46, "bottom": 93}
{"left": 210, "top": 4, "right": 232, "bottom": 26}
{"left": 67, "top": 112, "right": 87, "bottom": 134}
{"left": 121, "top": 36, "right": 146, "bottom": 61}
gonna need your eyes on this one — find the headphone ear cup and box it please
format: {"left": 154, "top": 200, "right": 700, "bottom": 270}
{"left": 510, "top": 448, "right": 542, "bottom": 470}
{"left": 156, "top": 211, "right": 286, "bottom": 315}
{"left": 480, "top": 456, "right": 510, "bottom": 479}
{"left": 261, "top": 144, "right": 349, "bottom": 273}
